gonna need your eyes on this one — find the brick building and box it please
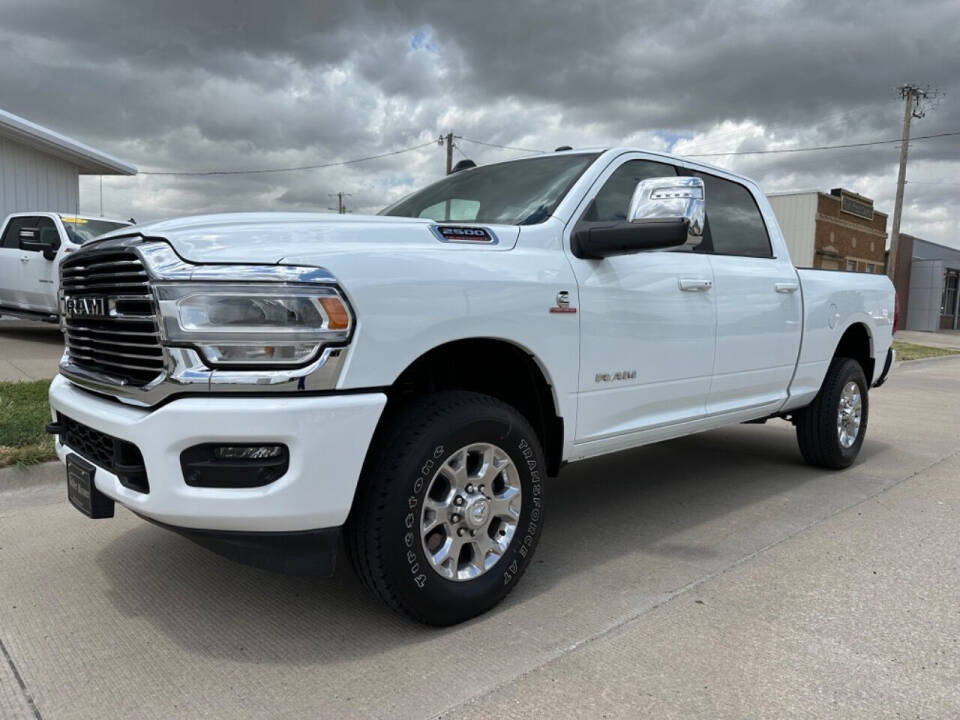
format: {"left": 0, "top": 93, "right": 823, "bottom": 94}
{"left": 767, "top": 189, "right": 888, "bottom": 272}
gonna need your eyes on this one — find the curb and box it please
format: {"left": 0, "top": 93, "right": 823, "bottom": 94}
{"left": 0, "top": 461, "right": 62, "bottom": 491}
{"left": 895, "top": 353, "right": 960, "bottom": 369}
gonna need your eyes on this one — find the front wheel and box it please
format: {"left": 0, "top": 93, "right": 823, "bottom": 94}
{"left": 795, "top": 357, "right": 869, "bottom": 469}
{"left": 346, "top": 391, "right": 546, "bottom": 626}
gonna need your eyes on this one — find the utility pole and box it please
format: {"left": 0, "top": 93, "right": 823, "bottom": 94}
{"left": 887, "top": 84, "right": 938, "bottom": 280}
{"left": 328, "top": 192, "right": 351, "bottom": 214}
{"left": 438, "top": 131, "right": 457, "bottom": 220}
{"left": 439, "top": 132, "right": 456, "bottom": 175}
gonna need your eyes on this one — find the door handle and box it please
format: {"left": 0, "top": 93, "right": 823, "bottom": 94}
{"left": 775, "top": 282, "right": 800, "bottom": 294}
{"left": 679, "top": 277, "right": 713, "bottom": 292}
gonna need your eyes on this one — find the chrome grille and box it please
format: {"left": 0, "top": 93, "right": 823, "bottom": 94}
{"left": 61, "top": 249, "right": 164, "bottom": 385}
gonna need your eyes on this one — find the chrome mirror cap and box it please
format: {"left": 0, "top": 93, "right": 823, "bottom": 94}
{"left": 627, "top": 176, "right": 705, "bottom": 247}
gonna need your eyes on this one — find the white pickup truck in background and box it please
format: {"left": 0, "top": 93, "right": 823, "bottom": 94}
{"left": 0, "top": 212, "right": 131, "bottom": 321}
{"left": 46, "top": 148, "right": 895, "bottom": 625}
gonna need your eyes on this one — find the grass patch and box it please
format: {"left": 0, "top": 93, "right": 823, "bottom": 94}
{"left": 0, "top": 379, "right": 55, "bottom": 468}
{"left": 892, "top": 340, "right": 960, "bottom": 362}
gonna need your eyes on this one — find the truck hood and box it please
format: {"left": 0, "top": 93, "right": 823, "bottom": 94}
{"left": 94, "top": 212, "right": 520, "bottom": 264}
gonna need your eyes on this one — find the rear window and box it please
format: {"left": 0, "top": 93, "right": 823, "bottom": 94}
{"left": 685, "top": 172, "right": 773, "bottom": 258}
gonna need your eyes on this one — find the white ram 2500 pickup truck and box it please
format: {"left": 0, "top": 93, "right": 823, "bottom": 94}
{"left": 48, "top": 148, "right": 895, "bottom": 625}
{"left": 0, "top": 213, "right": 131, "bottom": 321}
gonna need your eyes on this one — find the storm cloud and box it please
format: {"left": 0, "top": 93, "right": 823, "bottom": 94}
{"left": 1, "top": 0, "right": 958, "bottom": 246}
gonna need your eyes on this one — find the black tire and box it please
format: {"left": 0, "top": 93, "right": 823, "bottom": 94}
{"left": 795, "top": 357, "right": 869, "bottom": 469}
{"left": 346, "top": 391, "right": 546, "bottom": 626}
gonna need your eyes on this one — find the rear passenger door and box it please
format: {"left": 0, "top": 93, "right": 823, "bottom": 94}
{"left": 684, "top": 169, "right": 803, "bottom": 416}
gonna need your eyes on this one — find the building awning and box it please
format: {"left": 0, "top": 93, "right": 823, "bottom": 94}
{"left": 0, "top": 108, "right": 136, "bottom": 175}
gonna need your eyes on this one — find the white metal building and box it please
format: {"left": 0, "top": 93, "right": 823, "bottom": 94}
{"left": 0, "top": 109, "right": 136, "bottom": 220}
{"left": 767, "top": 191, "right": 818, "bottom": 267}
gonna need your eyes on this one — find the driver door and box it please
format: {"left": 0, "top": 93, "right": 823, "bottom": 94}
{"left": 17, "top": 216, "right": 61, "bottom": 312}
{"left": 565, "top": 156, "right": 717, "bottom": 446}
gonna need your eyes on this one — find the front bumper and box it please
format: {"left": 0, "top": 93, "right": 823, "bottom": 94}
{"left": 49, "top": 374, "right": 386, "bottom": 533}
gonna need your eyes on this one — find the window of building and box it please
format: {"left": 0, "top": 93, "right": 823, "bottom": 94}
{"left": 942, "top": 271, "right": 959, "bottom": 315}
{"left": 846, "top": 260, "right": 857, "bottom": 272}
{"left": 866, "top": 263, "right": 876, "bottom": 273}
{"left": 685, "top": 171, "right": 773, "bottom": 258}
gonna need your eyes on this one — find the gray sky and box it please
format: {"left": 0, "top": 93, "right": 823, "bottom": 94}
{"left": 2, "top": 0, "right": 958, "bottom": 247}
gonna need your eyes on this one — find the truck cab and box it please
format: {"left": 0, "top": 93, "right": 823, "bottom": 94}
{"left": 0, "top": 212, "right": 131, "bottom": 320}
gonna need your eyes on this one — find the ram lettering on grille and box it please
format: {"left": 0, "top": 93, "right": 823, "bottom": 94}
{"left": 60, "top": 250, "right": 164, "bottom": 386}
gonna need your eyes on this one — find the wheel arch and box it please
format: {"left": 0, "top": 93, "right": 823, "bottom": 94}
{"left": 378, "top": 337, "right": 564, "bottom": 477}
{"left": 833, "top": 321, "right": 875, "bottom": 383}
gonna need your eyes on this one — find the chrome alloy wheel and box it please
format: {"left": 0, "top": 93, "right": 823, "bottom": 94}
{"left": 420, "top": 443, "right": 522, "bottom": 581}
{"left": 837, "top": 380, "right": 863, "bottom": 449}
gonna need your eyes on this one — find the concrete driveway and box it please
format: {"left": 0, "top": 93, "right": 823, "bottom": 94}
{"left": 0, "top": 320, "right": 63, "bottom": 381}
{"left": 1, "top": 357, "right": 958, "bottom": 719}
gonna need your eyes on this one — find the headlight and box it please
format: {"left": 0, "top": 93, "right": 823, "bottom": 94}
{"left": 154, "top": 283, "right": 352, "bottom": 367}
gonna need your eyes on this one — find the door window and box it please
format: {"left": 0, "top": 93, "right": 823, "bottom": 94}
{"left": 683, "top": 172, "right": 773, "bottom": 258}
{"left": 582, "top": 160, "right": 678, "bottom": 222}
{"left": 2, "top": 217, "right": 57, "bottom": 252}
{"left": 18, "top": 218, "right": 58, "bottom": 252}
{"left": 1, "top": 218, "right": 30, "bottom": 248}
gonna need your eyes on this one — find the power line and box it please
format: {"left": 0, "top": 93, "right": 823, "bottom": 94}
{"left": 906, "top": 180, "right": 960, "bottom": 186}
{"left": 461, "top": 130, "right": 960, "bottom": 159}
{"left": 686, "top": 130, "right": 959, "bottom": 158}
{"left": 138, "top": 140, "right": 438, "bottom": 176}
{"left": 458, "top": 137, "right": 546, "bottom": 154}
{"left": 676, "top": 103, "right": 882, "bottom": 155}
{"left": 130, "top": 128, "right": 960, "bottom": 178}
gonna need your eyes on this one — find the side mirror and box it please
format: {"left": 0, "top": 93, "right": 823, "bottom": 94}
{"left": 627, "top": 176, "right": 705, "bottom": 242}
{"left": 20, "top": 227, "right": 59, "bottom": 260}
{"left": 572, "top": 176, "right": 705, "bottom": 259}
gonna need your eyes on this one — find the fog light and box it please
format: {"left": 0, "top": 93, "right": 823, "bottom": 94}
{"left": 213, "top": 445, "right": 284, "bottom": 460}
{"left": 181, "top": 443, "right": 289, "bottom": 488}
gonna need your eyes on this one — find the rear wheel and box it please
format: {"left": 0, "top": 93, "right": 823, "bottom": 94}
{"left": 346, "top": 391, "right": 545, "bottom": 625}
{"left": 795, "top": 357, "right": 869, "bottom": 469}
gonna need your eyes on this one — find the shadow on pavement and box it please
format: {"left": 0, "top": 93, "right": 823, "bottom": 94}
{"left": 94, "top": 421, "right": 889, "bottom": 664}
{"left": 0, "top": 319, "right": 63, "bottom": 345}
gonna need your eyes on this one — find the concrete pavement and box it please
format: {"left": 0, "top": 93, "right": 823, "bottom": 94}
{"left": 0, "top": 357, "right": 958, "bottom": 718}
{"left": 0, "top": 320, "right": 63, "bottom": 381}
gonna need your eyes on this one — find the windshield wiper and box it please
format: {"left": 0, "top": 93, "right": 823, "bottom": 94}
{"left": 519, "top": 204, "right": 550, "bottom": 225}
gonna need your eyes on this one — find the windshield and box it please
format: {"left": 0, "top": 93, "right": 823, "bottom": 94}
{"left": 60, "top": 217, "right": 130, "bottom": 244}
{"left": 381, "top": 153, "right": 599, "bottom": 225}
